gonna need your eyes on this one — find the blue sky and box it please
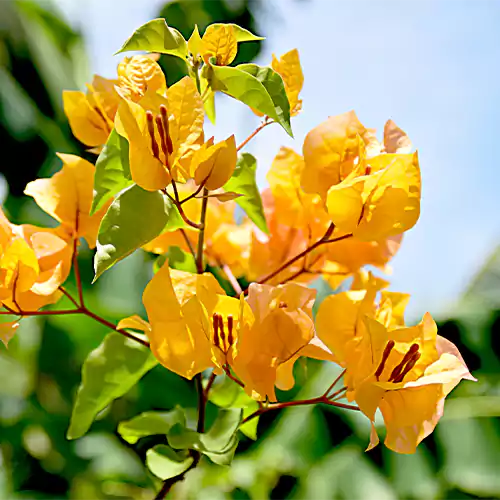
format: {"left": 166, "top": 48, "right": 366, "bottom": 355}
{"left": 55, "top": 0, "right": 500, "bottom": 320}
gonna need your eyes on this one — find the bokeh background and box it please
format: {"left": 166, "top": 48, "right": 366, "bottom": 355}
{"left": 1, "top": 0, "right": 499, "bottom": 498}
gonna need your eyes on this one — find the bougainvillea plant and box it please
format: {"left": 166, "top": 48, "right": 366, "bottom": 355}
{"left": 0, "top": 19, "right": 475, "bottom": 498}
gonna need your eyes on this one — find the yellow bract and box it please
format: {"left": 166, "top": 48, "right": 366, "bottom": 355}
{"left": 63, "top": 75, "right": 118, "bottom": 148}
{"left": 24, "top": 154, "right": 109, "bottom": 248}
{"left": 271, "top": 49, "right": 304, "bottom": 116}
{"left": 63, "top": 55, "right": 166, "bottom": 150}
{"left": 191, "top": 135, "right": 237, "bottom": 190}
{"left": 302, "top": 111, "right": 368, "bottom": 197}
{"left": 117, "top": 55, "right": 166, "bottom": 101}
{"left": 201, "top": 24, "right": 238, "bottom": 66}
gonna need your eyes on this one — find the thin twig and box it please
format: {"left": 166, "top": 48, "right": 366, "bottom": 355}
{"left": 195, "top": 188, "right": 209, "bottom": 273}
{"left": 256, "top": 224, "right": 351, "bottom": 286}
{"left": 221, "top": 264, "right": 243, "bottom": 296}
{"left": 72, "top": 238, "right": 85, "bottom": 307}
{"left": 203, "top": 372, "right": 217, "bottom": 399}
{"left": 236, "top": 118, "right": 273, "bottom": 152}
{"left": 323, "top": 369, "right": 346, "bottom": 398}
{"left": 241, "top": 395, "right": 360, "bottom": 425}
{"left": 180, "top": 229, "right": 197, "bottom": 259}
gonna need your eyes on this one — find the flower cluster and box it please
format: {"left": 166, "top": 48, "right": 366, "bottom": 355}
{"left": 0, "top": 18, "right": 474, "bottom": 464}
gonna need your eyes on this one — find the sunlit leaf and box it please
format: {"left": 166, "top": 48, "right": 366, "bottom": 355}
{"left": 223, "top": 153, "right": 268, "bottom": 234}
{"left": 153, "top": 246, "right": 197, "bottom": 274}
{"left": 115, "top": 18, "right": 187, "bottom": 60}
{"left": 208, "top": 24, "right": 264, "bottom": 42}
{"left": 237, "top": 63, "right": 292, "bottom": 136}
{"left": 91, "top": 129, "right": 132, "bottom": 215}
{"left": 67, "top": 333, "right": 157, "bottom": 440}
{"left": 208, "top": 63, "right": 292, "bottom": 136}
{"left": 94, "top": 185, "right": 185, "bottom": 280}
{"left": 167, "top": 408, "right": 242, "bottom": 466}
{"left": 118, "top": 408, "right": 186, "bottom": 444}
{"left": 146, "top": 444, "right": 193, "bottom": 480}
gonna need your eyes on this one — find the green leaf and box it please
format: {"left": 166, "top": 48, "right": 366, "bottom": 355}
{"left": 94, "top": 185, "right": 185, "bottom": 281}
{"left": 91, "top": 129, "right": 132, "bottom": 215}
{"left": 208, "top": 375, "right": 260, "bottom": 440}
{"left": 154, "top": 246, "right": 197, "bottom": 274}
{"left": 118, "top": 408, "right": 186, "bottom": 444}
{"left": 208, "top": 23, "right": 264, "bottom": 42}
{"left": 223, "top": 153, "right": 268, "bottom": 234}
{"left": 115, "top": 18, "right": 187, "bottom": 60}
{"left": 67, "top": 333, "right": 157, "bottom": 440}
{"left": 208, "top": 63, "right": 292, "bottom": 136}
{"left": 167, "top": 408, "right": 242, "bottom": 466}
{"left": 238, "top": 63, "right": 292, "bottom": 136}
{"left": 146, "top": 445, "right": 193, "bottom": 480}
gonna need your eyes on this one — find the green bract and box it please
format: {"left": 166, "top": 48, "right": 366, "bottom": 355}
{"left": 116, "top": 18, "right": 188, "bottom": 59}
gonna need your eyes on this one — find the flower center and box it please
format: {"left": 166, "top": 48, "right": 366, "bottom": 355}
{"left": 212, "top": 313, "right": 235, "bottom": 354}
{"left": 146, "top": 104, "right": 174, "bottom": 168}
{"left": 374, "top": 341, "right": 421, "bottom": 383}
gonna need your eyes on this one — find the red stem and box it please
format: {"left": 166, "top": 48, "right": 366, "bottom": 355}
{"left": 236, "top": 119, "right": 273, "bottom": 152}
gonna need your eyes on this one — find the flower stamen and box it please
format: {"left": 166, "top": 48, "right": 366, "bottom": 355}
{"left": 374, "top": 339, "right": 395, "bottom": 381}
{"left": 388, "top": 343, "right": 420, "bottom": 383}
{"left": 146, "top": 111, "right": 160, "bottom": 159}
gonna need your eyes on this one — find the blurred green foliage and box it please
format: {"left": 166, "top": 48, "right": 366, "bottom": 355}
{"left": 1, "top": 1, "right": 499, "bottom": 499}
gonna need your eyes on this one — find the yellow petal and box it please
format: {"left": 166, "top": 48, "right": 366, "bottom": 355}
{"left": 379, "top": 384, "right": 444, "bottom": 454}
{"left": 0, "top": 238, "right": 39, "bottom": 297}
{"left": 384, "top": 119, "right": 412, "bottom": 154}
{"left": 143, "top": 262, "right": 213, "bottom": 378}
{"left": 117, "top": 315, "right": 151, "bottom": 334}
{"left": 379, "top": 291, "right": 410, "bottom": 326}
{"left": 0, "top": 320, "right": 20, "bottom": 348}
{"left": 271, "top": 49, "right": 304, "bottom": 116}
{"left": 63, "top": 90, "right": 111, "bottom": 147}
{"left": 115, "top": 97, "right": 171, "bottom": 191}
{"left": 355, "top": 152, "right": 421, "bottom": 241}
{"left": 201, "top": 24, "right": 238, "bottom": 66}
{"left": 193, "top": 136, "right": 237, "bottom": 190}
{"left": 302, "top": 111, "right": 367, "bottom": 197}
{"left": 117, "top": 55, "right": 167, "bottom": 101}
{"left": 166, "top": 77, "right": 205, "bottom": 174}
{"left": 24, "top": 154, "right": 109, "bottom": 246}
{"left": 366, "top": 422, "right": 380, "bottom": 452}
{"left": 326, "top": 177, "right": 365, "bottom": 233}
{"left": 315, "top": 290, "right": 373, "bottom": 363}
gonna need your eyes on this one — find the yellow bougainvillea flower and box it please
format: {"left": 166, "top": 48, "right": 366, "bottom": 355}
{"left": 271, "top": 49, "right": 304, "bottom": 116}
{"left": 200, "top": 24, "right": 238, "bottom": 66}
{"left": 115, "top": 77, "right": 204, "bottom": 191}
{"left": 117, "top": 54, "right": 166, "bottom": 101}
{"left": 63, "top": 55, "right": 166, "bottom": 150}
{"left": 316, "top": 283, "right": 475, "bottom": 454}
{"left": 325, "top": 152, "right": 421, "bottom": 241}
{"left": 63, "top": 75, "right": 119, "bottom": 148}
{"left": 0, "top": 208, "right": 73, "bottom": 313}
{"left": 143, "top": 262, "right": 253, "bottom": 379}
{"left": 233, "top": 282, "right": 334, "bottom": 401}
{"left": 24, "top": 154, "right": 110, "bottom": 248}
{"left": 190, "top": 135, "right": 237, "bottom": 190}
